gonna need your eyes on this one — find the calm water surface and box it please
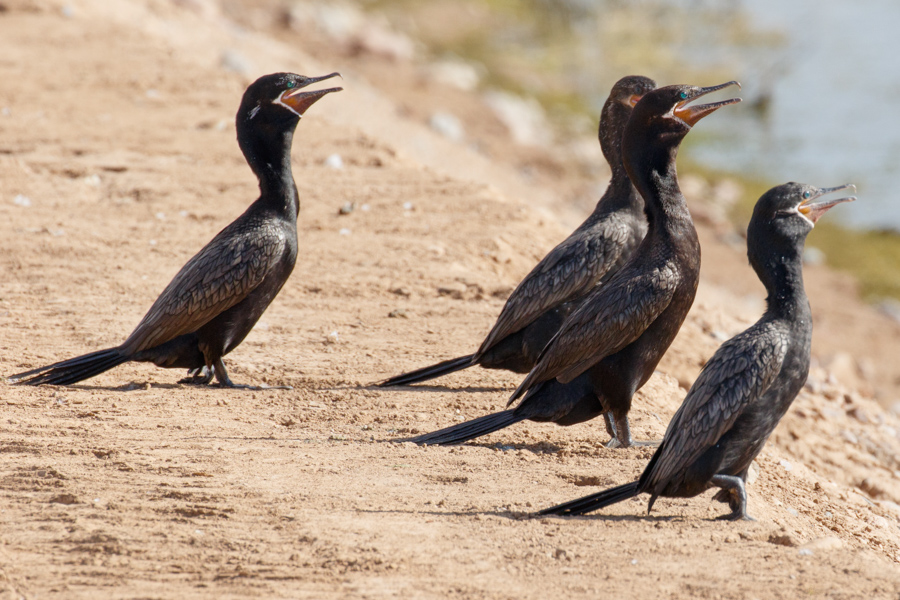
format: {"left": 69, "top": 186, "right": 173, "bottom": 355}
{"left": 685, "top": 0, "right": 900, "bottom": 229}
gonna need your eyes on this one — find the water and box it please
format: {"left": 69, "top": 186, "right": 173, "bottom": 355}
{"left": 669, "top": 0, "right": 900, "bottom": 229}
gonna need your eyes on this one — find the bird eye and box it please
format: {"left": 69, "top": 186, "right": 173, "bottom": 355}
{"left": 286, "top": 81, "right": 296, "bottom": 89}
{"left": 802, "top": 190, "right": 811, "bottom": 199}
{"left": 679, "top": 91, "right": 688, "bottom": 100}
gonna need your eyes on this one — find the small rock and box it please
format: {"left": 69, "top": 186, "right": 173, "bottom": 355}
{"left": 402, "top": 201, "right": 414, "bottom": 211}
{"left": 803, "top": 246, "right": 826, "bottom": 266}
{"left": 437, "top": 281, "right": 468, "bottom": 299}
{"left": 779, "top": 459, "right": 793, "bottom": 472}
{"left": 429, "top": 112, "right": 464, "bottom": 142}
{"left": 858, "top": 478, "right": 886, "bottom": 499}
{"left": 768, "top": 533, "right": 799, "bottom": 547}
{"left": 483, "top": 90, "right": 552, "bottom": 147}
{"left": 877, "top": 500, "right": 900, "bottom": 518}
{"left": 840, "top": 429, "right": 858, "bottom": 444}
{"left": 351, "top": 24, "right": 415, "bottom": 61}
{"left": 800, "top": 536, "right": 842, "bottom": 551}
{"left": 324, "top": 331, "right": 340, "bottom": 344}
{"left": 804, "top": 375, "right": 824, "bottom": 394}
{"left": 388, "top": 308, "right": 408, "bottom": 319}
{"left": 746, "top": 461, "right": 759, "bottom": 485}
{"left": 846, "top": 405, "right": 870, "bottom": 424}
{"left": 826, "top": 352, "right": 869, "bottom": 393}
{"left": 798, "top": 548, "right": 813, "bottom": 556}
{"left": 49, "top": 493, "right": 79, "bottom": 505}
{"left": 338, "top": 228, "right": 351, "bottom": 236}
{"left": 220, "top": 48, "right": 253, "bottom": 75}
{"left": 428, "top": 59, "right": 482, "bottom": 91}
{"left": 325, "top": 153, "right": 344, "bottom": 169}
{"left": 338, "top": 202, "right": 356, "bottom": 215}
{"left": 877, "top": 298, "right": 900, "bottom": 323}
{"left": 13, "top": 194, "right": 31, "bottom": 207}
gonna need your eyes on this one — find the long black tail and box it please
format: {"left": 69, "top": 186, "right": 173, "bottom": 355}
{"left": 410, "top": 409, "right": 526, "bottom": 445}
{"left": 377, "top": 354, "right": 475, "bottom": 387}
{"left": 9, "top": 348, "right": 128, "bottom": 386}
{"left": 538, "top": 481, "right": 640, "bottom": 516}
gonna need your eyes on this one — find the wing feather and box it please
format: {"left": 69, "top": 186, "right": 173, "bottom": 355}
{"left": 122, "top": 219, "right": 286, "bottom": 353}
{"left": 513, "top": 259, "right": 679, "bottom": 398}
{"left": 477, "top": 220, "right": 632, "bottom": 357}
{"left": 644, "top": 322, "right": 788, "bottom": 489}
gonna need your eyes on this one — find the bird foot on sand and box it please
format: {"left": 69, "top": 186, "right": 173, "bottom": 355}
{"left": 217, "top": 382, "right": 293, "bottom": 391}
{"left": 604, "top": 437, "right": 661, "bottom": 449}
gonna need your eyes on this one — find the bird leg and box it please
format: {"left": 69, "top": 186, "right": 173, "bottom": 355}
{"left": 710, "top": 474, "right": 756, "bottom": 521}
{"left": 604, "top": 414, "right": 661, "bottom": 448}
{"left": 212, "top": 358, "right": 292, "bottom": 390}
{"left": 603, "top": 412, "right": 617, "bottom": 439}
{"left": 179, "top": 366, "right": 214, "bottom": 385}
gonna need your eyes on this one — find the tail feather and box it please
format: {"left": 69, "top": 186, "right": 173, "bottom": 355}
{"left": 410, "top": 410, "right": 526, "bottom": 445}
{"left": 9, "top": 348, "right": 128, "bottom": 386}
{"left": 538, "top": 481, "right": 641, "bottom": 516}
{"left": 377, "top": 354, "right": 475, "bottom": 387}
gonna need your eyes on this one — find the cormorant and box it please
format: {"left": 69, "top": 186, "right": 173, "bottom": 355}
{"left": 9, "top": 72, "right": 342, "bottom": 389}
{"left": 378, "top": 76, "right": 657, "bottom": 387}
{"left": 538, "top": 182, "right": 855, "bottom": 519}
{"left": 413, "top": 83, "right": 741, "bottom": 447}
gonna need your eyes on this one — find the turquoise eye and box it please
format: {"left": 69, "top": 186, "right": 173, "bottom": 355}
{"left": 679, "top": 91, "right": 688, "bottom": 99}
{"left": 803, "top": 190, "right": 811, "bottom": 199}
{"left": 286, "top": 81, "right": 296, "bottom": 89}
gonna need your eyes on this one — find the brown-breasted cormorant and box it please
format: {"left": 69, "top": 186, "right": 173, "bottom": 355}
{"left": 378, "top": 76, "right": 657, "bottom": 387}
{"left": 538, "top": 182, "right": 855, "bottom": 519}
{"left": 9, "top": 72, "right": 342, "bottom": 388}
{"left": 413, "top": 83, "right": 741, "bottom": 447}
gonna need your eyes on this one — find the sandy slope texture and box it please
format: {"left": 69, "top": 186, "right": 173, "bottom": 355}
{"left": 1, "top": 0, "right": 900, "bottom": 598}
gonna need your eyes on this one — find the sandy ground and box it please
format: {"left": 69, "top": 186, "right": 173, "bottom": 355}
{"left": 3, "top": 1, "right": 900, "bottom": 598}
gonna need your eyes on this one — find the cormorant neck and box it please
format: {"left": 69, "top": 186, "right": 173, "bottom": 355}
{"left": 238, "top": 126, "right": 299, "bottom": 219}
{"left": 754, "top": 243, "right": 809, "bottom": 321}
{"left": 626, "top": 143, "right": 688, "bottom": 232}
{"left": 599, "top": 103, "right": 630, "bottom": 182}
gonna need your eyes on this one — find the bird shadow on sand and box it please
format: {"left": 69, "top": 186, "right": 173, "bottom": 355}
{"left": 375, "top": 436, "right": 564, "bottom": 454}
{"left": 357, "top": 382, "right": 511, "bottom": 394}
{"left": 27, "top": 381, "right": 187, "bottom": 392}
{"left": 353, "top": 506, "right": 687, "bottom": 524}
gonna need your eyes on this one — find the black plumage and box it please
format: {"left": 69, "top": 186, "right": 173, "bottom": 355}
{"left": 539, "top": 182, "right": 855, "bottom": 519}
{"left": 414, "top": 82, "right": 740, "bottom": 447}
{"left": 9, "top": 72, "right": 342, "bottom": 388}
{"left": 378, "top": 76, "right": 657, "bottom": 387}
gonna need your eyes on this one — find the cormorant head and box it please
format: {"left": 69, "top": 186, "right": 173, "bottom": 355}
{"left": 600, "top": 75, "right": 657, "bottom": 166}
{"left": 623, "top": 82, "right": 740, "bottom": 176}
{"left": 750, "top": 182, "right": 856, "bottom": 245}
{"left": 238, "top": 72, "right": 342, "bottom": 131}
{"left": 627, "top": 81, "right": 741, "bottom": 145}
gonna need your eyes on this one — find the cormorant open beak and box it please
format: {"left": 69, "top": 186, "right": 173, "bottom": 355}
{"left": 627, "top": 94, "right": 643, "bottom": 107}
{"left": 673, "top": 81, "right": 742, "bottom": 127}
{"left": 279, "top": 72, "right": 343, "bottom": 116}
{"left": 799, "top": 184, "right": 857, "bottom": 225}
